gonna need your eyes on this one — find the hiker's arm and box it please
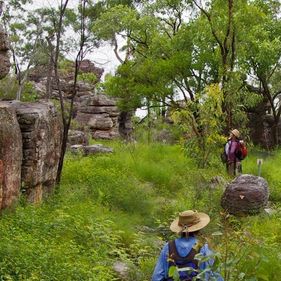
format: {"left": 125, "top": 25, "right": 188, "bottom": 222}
{"left": 225, "top": 142, "right": 229, "bottom": 155}
{"left": 152, "top": 243, "right": 169, "bottom": 281}
{"left": 199, "top": 243, "right": 224, "bottom": 281}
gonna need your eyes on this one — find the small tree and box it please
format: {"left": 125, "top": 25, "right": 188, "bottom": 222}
{"left": 172, "top": 83, "right": 225, "bottom": 167}
{"left": 51, "top": 0, "right": 98, "bottom": 183}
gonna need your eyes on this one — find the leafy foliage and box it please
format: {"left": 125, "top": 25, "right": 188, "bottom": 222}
{"left": 172, "top": 83, "right": 225, "bottom": 167}
{"left": 0, "top": 75, "right": 38, "bottom": 101}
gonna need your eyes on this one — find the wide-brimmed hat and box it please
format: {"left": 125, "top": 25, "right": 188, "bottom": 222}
{"left": 170, "top": 210, "right": 210, "bottom": 233}
{"left": 230, "top": 129, "right": 240, "bottom": 138}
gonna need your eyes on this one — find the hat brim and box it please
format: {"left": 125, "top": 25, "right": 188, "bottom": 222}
{"left": 170, "top": 213, "right": 210, "bottom": 233}
{"left": 230, "top": 130, "right": 240, "bottom": 138}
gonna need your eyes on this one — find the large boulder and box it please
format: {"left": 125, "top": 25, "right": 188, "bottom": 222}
{"left": 83, "top": 144, "right": 113, "bottom": 155}
{"left": 221, "top": 174, "right": 269, "bottom": 215}
{"left": 0, "top": 105, "right": 22, "bottom": 209}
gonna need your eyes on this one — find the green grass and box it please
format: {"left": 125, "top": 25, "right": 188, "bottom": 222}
{"left": 0, "top": 142, "right": 280, "bottom": 280}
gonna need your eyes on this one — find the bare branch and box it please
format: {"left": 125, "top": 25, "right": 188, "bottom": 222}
{"left": 112, "top": 35, "right": 124, "bottom": 64}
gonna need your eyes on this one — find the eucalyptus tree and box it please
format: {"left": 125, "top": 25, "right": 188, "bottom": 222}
{"left": 94, "top": 0, "right": 226, "bottom": 155}
{"left": 236, "top": 0, "right": 281, "bottom": 145}
{"left": 1, "top": 0, "right": 41, "bottom": 100}
{"left": 94, "top": 0, "right": 279, "bottom": 162}
{"left": 91, "top": 0, "right": 153, "bottom": 140}
{"left": 190, "top": 0, "right": 257, "bottom": 132}
{"left": 95, "top": 1, "right": 194, "bottom": 114}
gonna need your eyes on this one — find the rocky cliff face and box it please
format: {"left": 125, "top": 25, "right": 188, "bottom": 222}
{"left": 0, "top": 105, "right": 22, "bottom": 208}
{"left": 0, "top": 101, "right": 63, "bottom": 207}
{"left": 0, "top": 25, "right": 10, "bottom": 80}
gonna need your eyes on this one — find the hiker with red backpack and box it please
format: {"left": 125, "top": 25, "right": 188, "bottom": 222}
{"left": 152, "top": 210, "right": 223, "bottom": 281}
{"left": 224, "top": 129, "right": 247, "bottom": 176}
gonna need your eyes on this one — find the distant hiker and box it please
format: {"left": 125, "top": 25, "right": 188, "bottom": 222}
{"left": 152, "top": 210, "right": 223, "bottom": 281}
{"left": 224, "top": 129, "right": 247, "bottom": 176}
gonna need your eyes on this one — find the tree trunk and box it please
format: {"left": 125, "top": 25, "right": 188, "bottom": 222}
{"left": 118, "top": 111, "right": 133, "bottom": 141}
{"left": 56, "top": 125, "right": 69, "bottom": 183}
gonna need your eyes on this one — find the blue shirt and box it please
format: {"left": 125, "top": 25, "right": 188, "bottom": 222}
{"left": 152, "top": 237, "right": 224, "bottom": 281}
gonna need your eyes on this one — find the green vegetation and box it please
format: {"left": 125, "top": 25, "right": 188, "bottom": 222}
{"left": 0, "top": 142, "right": 280, "bottom": 280}
{"left": 0, "top": 0, "right": 280, "bottom": 279}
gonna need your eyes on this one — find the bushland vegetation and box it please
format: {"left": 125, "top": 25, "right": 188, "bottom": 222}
{"left": 0, "top": 138, "right": 280, "bottom": 280}
{"left": 0, "top": 0, "right": 280, "bottom": 280}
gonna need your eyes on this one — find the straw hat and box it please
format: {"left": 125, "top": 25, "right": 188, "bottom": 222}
{"left": 230, "top": 129, "right": 240, "bottom": 138}
{"left": 170, "top": 210, "right": 210, "bottom": 233}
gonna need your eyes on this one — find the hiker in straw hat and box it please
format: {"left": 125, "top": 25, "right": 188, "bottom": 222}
{"left": 224, "top": 129, "right": 243, "bottom": 176}
{"left": 152, "top": 210, "right": 223, "bottom": 281}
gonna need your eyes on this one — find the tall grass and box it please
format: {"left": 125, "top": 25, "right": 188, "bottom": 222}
{"left": 0, "top": 142, "right": 280, "bottom": 280}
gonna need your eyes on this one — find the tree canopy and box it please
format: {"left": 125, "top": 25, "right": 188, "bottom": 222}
{"left": 0, "top": 0, "right": 280, "bottom": 162}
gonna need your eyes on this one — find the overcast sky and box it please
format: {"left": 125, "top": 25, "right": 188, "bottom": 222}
{"left": 26, "top": 0, "right": 121, "bottom": 78}
{"left": 25, "top": 0, "right": 144, "bottom": 116}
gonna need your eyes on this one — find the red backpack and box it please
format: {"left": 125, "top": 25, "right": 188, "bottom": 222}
{"left": 235, "top": 141, "right": 247, "bottom": 160}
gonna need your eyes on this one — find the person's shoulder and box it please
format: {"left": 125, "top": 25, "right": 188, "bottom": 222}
{"left": 199, "top": 242, "right": 213, "bottom": 255}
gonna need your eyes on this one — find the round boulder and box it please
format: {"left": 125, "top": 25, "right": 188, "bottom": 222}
{"left": 221, "top": 174, "right": 269, "bottom": 215}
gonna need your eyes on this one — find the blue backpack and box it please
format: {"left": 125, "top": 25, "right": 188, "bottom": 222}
{"left": 167, "top": 240, "right": 200, "bottom": 281}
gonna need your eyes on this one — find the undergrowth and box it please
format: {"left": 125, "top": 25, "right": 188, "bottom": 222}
{"left": 0, "top": 142, "right": 280, "bottom": 280}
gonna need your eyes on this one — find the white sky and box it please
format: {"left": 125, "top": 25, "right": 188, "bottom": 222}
{"left": 27, "top": 0, "right": 121, "bottom": 78}
{"left": 26, "top": 0, "right": 144, "bottom": 116}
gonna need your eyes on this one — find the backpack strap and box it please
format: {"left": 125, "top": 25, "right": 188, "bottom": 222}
{"left": 168, "top": 240, "right": 200, "bottom": 269}
{"left": 167, "top": 240, "right": 202, "bottom": 281}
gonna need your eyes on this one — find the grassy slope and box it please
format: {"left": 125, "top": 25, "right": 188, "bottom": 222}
{"left": 0, "top": 142, "right": 280, "bottom": 280}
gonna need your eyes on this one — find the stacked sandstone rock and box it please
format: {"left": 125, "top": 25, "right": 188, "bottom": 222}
{"left": 76, "top": 94, "right": 119, "bottom": 139}
{"left": 0, "top": 101, "right": 62, "bottom": 207}
{"left": 28, "top": 60, "right": 123, "bottom": 140}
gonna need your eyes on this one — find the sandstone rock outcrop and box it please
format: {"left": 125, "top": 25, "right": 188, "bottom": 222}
{"left": 0, "top": 25, "right": 10, "bottom": 80}
{"left": 221, "top": 174, "right": 269, "bottom": 215}
{"left": 0, "top": 105, "right": 22, "bottom": 208}
{"left": 76, "top": 94, "right": 119, "bottom": 140}
{"left": 0, "top": 101, "right": 63, "bottom": 205}
{"left": 15, "top": 102, "right": 62, "bottom": 202}
{"left": 28, "top": 60, "right": 134, "bottom": 140}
